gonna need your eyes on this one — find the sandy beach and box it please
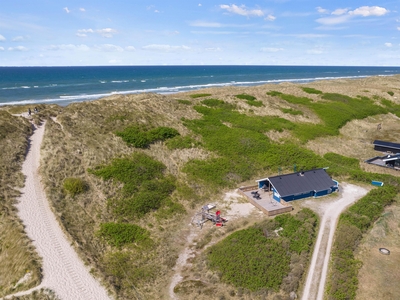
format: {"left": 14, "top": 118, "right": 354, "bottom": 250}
{"left": 5, "top": 121, "right": 111, "bottom": 300}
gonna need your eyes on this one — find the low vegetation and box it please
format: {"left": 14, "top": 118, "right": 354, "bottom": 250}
{"left": 115, "top": 125, "right": 180, "bottom": 148}
{"left": 235, "top": 93, "right": 264, "bottom": 107}
{"left": 63, "top": 177, "right": 87, "bottom": 197}
{"left": 207, "top": 209, "right": 317, "bottom": 293}
{"left": 190, "top": 93, "right": 212, "bottom": 98}
{"left": 4, "top": 75, "right": 400, "bottom": 299}
{"left": 97, "top": 222, "right": 150, "bottom": 248}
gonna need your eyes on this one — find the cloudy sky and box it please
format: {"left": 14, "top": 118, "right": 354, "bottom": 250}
{"left": 0, "top": 1, "right": 399, "bottom": 66}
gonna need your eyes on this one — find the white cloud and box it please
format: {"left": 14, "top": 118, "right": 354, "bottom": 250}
{"left": 316, "top": 15, "right": 351, "bottom": 25}
{"left": 385, "top": 42, "right": 393, "bottom": 47}
{"left": 397, "top": 26, "right": 400, "bottom": 31}
{"left": 0, "top": 34, "right": 5, "bottom": 41}
{"left": 79, "top": 8, "right": 86, "bottom": 12}
{"left": 96, "top": 28, "right": 117, "bottom": 38}
{"left": 76, "top": 28, "right": 117, "bottom": 38}
{"left": 46, "top": 44, "right": 90, "bottom": 51}
{"left": 45, "top": 44, "right": 90, "bottom": 51}
{"left": 265, "top": 14, "right": 276, "bottom": 21}
{"left": 190, "top": 21, "right": 222, "bottom": 27}
{"left": 198, "top": 4, "right": 202, "bottom": 7}
{"left": 125, "top": 46, "right": 136, "bottom": 51}
{"left": 332, "top": 8, "right": 349, "bottom": 16}
{"left": 95, "top": 44, "right": 123, "bottom": 52}
{"left": 220, "top": 4, "right": 264, "bottom": 17}
{"left": 0, "top": 47, "right": 4, "bottom": 51}
{"left": 63, "top": 7, "right": 70, "bottom": 13}
{"left": 8, "top": 46, "right": 28, "bottom": 51}
{"left": 142, "top": 44, "right": 191, "bottom": 52}
{"left": 77, "top": 29, "right": 94, "bottom": 33}
{"left": 316, "top": 7, "right": 329, "bottom": 14}
{"left": 261, "top": 47, "right": 284, "bottom": 52}
{"left": 307, "top": 49, "right": 324, "bottom": 54}
{"left": 12, "top": 36, "right": 25, "bottom": 42}
{"left": 205, "top": 47, "right": 222, "bottom": 51}
{"left": 317, "top": 5, "right": 389, "bottom": 26}
{"left": 349, "top": 6, "right": 389, "bottom": 17}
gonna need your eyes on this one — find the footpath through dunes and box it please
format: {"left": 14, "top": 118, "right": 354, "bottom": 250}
{"left": 301, "top": 183, "right": 368, "bottom": 300}
{"left": 4, "top": 122, "right": 111, "bottom": 300}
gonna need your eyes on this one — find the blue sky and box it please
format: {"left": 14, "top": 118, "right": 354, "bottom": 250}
{"left": 0, "top": 1, "right": 399, "bottom": 66}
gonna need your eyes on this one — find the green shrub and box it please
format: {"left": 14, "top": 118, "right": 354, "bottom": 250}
{"left": 190, "top": 93, "right": 212, "bottom": 98}
{"left": 63, "top": 177, "right": 87, "bottom": 197}
{"left": 207, "top": 209, "right": 317, "bottom": 292}
{"left": 302, "top": 87, "right": 322, "bottom": 94}
{"left": 165, "top": 135, "right": 200, "bottom": 150}
{"left": 109, "top": 176, "right": 176, "bottom": 218}
{"left": 177, "top": 99, "right": 192, "bottom": 105}
{"left": 266, "top": 91, "right": 282, "bottom": 96}
{"left": 387, "top": 91, "right": 394, "bottom": 96}
{"left": 116, "top": 126, "right": 180, "bottom": 148}
{"left": 235, "top": 94, "right": 256, "bottom": 101}
{"left": 97, "top": 222, "right": 150, "bottom": 247}
{"left": 89, "top": 152, "right": 166, "bottom": 196}
{"left": 246, "top": 100, "right": 264, "bottom": 107}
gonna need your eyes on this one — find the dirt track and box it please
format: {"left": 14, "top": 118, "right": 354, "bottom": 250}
{"left": 301, "top": 183, "right": 368, "bottom": 300}
{"left": 3, "top": 122, "right": 111, "bottom": 300}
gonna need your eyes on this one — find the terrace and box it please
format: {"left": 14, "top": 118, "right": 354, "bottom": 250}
{"left": 238, "top": 185, "right": 293, "bottom": 216}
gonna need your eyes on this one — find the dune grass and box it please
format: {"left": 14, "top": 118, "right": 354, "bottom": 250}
{"left": 5, "top": 77, "right": 400, "bottom": 299}
{"left": 0, "top": 111, "right": 42, "bottom": 297}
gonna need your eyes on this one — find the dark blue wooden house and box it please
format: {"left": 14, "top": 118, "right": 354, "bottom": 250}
{"left": 256, "top": 168, "right": 339, "bottom": 203}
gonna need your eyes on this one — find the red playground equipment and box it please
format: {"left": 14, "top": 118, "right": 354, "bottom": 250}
{"left": 192, "top": 204, "right": 228, "bottom": 229}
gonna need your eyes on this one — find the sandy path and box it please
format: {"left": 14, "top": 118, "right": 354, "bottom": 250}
{"left": 301, "top": 183, "right": 368, "bottom": 300}
{"left": 4, "top": 122, "right": 111, "bottom": 300}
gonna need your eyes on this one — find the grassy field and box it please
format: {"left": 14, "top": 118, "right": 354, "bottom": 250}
{"left": 1, "top": 75, "right": 400, "bottom": 299}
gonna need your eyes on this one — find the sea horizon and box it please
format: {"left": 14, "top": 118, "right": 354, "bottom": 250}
{"left": 1, "top": 65, "right": 400, "bottom": 107}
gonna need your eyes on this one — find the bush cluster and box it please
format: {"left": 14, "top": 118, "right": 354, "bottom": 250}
{"left": 235, "top": 94, "right": 263, "bottom": 107}
{"left": 207, "top": 209, "right": 317, "bottom": 292}
{"left": 63, "top": 177, "right": 87, "bottom": 197}
{"left": 190, "top": 93, "right": 212, "bottom": 98}
{"left": 302, "top": 87, "right": 323, "bottom": 94}
{"left": 116, "top": 125, "right": 180, "bottom": 148}
{"left": 97, "top": 222, "right": 150, "bottom": 247}
{"left": 165, "top": 135, "right": 200, "bottom": 150}
{"left": 90, "top": 153, "right": 177, "bottom": 218}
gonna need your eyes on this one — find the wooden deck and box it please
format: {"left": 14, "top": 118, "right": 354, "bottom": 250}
{"left": 238, "top": 185, "right": 293, "bottom": 216}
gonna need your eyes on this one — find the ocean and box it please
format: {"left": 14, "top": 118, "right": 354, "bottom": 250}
{"left": 1, "top": 65, "right": 400, "bottom": 106}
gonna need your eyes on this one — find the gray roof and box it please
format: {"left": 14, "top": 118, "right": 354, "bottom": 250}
{"left": 268, "top": 168, "right": 335, "bottom": 197}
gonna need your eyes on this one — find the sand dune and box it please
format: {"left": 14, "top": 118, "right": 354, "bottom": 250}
{"left": 4, "top": 122, "right": 111, "bottom": 300}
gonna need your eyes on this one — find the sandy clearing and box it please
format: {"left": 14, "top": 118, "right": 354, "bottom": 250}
{"left": 168, "top": 189, "right": 255, "bottom": 299}
{"left": 3, "top": 122, "right": 111, "bottom": 300}
{"left": 301, "top": 183, "right": 369, "bottom": 300}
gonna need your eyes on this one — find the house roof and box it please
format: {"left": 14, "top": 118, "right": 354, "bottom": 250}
{"left": 373, "top": 140, "right": 400, "bottom": 151}
{"left": 268, "top": 168, "right": 335, "bottom": 198}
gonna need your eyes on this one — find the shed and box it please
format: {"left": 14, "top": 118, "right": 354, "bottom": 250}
{"left": 256, "top": 168, "right": 338, "bottom": 203}
{"left": 373, "top": 140, "right": 400, "bottom": 153}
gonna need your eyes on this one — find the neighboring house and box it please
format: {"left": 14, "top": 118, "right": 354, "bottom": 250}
{"left": 373, "top": 140, "right": 400, "bottom": 153}
{"left": 365, "top": 153, "right": 400, "bottom": 170}
{"left": 256, "top": 168, "right": 339, "bottom": 204}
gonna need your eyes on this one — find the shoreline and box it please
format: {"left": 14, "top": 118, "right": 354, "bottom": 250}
{"left": 1, "top": 72, "right": 399, "bottom": 107}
